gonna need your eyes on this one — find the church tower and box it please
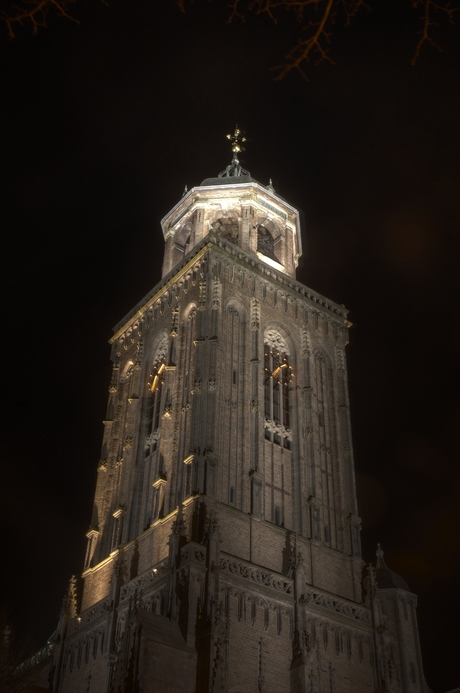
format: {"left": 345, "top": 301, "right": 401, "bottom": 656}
{"left": 44, "top": 131, "right": 428, "bottom": 693}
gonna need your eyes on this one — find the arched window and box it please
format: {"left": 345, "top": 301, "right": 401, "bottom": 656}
{"left": 257, "top": 224, "right": 276, "bottom": 260}
{"left": 174, "top": 222, "right": 192, "bottom": 258}
{"left": 211, "top": 216, "right": 239, "bottom": 242}
{"left": 264, "top": 330, "right": 293, "bottom": 449}
{"left": 144, "top": 336, "right": 169, "bottom": 458}
{"left": 145, "top": 359, "right": 165, "bottom": 456}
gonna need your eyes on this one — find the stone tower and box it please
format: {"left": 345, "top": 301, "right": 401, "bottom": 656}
{"left": 38, "top": 138, "right": 428, "bottom": 693}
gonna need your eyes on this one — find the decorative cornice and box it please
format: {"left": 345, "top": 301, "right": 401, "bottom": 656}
{"left": 111, "top": 234, "right": 351, "bottom": 343}
{"left": 111, "top": 244, "right": 211, "bottom": 342}
{"left": 301, "top": 588, "right": 371, "bottom": 625}
{"left": 119, "top": 562, "right": 168, "bottom": 604}
{"left": 220, "top": 553, "right": 293, "bottom": 596}
{"left": 66, "top": 595, "right": 113, "bottom": 636}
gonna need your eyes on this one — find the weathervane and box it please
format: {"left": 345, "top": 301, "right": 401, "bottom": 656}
{"left": 227, "top": 126, "right": 246, "bottom": 155}
{"left": 219, "top": 125, "right": 250, "bottom": 178}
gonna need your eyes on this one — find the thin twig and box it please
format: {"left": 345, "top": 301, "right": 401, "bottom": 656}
{"left": 412, "top": 0, "right": 460, "bottom": 63}
{"left": 273, "top": 0, "right": 335, "bottom": 79}
{"left": 1, "top": 0, "right": 79, "bottom": 38}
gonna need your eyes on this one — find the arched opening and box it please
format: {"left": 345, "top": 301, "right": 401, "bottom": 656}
{"left": 264, "top": 329, "right": 293, "bottom": 449}
{"left": 211, "top": 216, "right": 239, "bottom": 242}
{"left": 257, "top": 224, "right": 276, "bottom": 260}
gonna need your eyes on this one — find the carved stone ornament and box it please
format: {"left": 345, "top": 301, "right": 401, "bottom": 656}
{"left": 180, "top": 542, "right": 206, "bottom": 566}
{"left": 220, "top": 555, "right": 292, "bottom": 594}
{"left": 118, "top": 563, "right": 167, "bottom": 604}
{"left": 315, "top": 349, "right": 326, "bottom": 364}
{"left": 120, "top": 361, "right": 134, "bottom": 383}
{"left": 198, "top": 280, "right": 207, "bottom": 310}
{"left": 123, "top": 436, "right": 134, "bottom": 450}
{"left": 204, "top": 510, "right": 220, "bottom": 540}
{"left": 335, "top": 343, "right": 345, "bottom": 376}
{"left": 154, "top": 335, "right": 169, "bottom": 363}
{"left": 212, "top": 277, "right": 221, "bottom": 309}
{"left": 302, "top": 589, "right": 371, "bottom": 624}
{"left": 301, "top": 326, "right": 311, "bottom": 358}
{"left": 108, "top": 375, "right": 118, "bottom": 393}
{"left": 170, "top": 308, "right": 179, "bottom": 337}
{"left": 171, "top": 504, "right": 186, "bottom": 536}
{"left": 191, "top": 379, "right": 202, "bottom": 395}
{"left": 251, "top": 399, "right": 259, "bottom": 412}
{"left": 145, "top": 429, "right": 160, "bottom": 448}
{"left": 134, "top": 337, "right": 144, "bottom": 368}
{"left": 264, "top": 417, "right": 292, "bottom": 441}
{"left": 162, "top": 404, "right": 173, "bottom": 418}
{"left": 251, "top": 298, "right": 260, "bottom": 331}
{"left": 208, "top": 379, "right": 217, "bottom": 392}
{"left": 264, "top": 328, "right": 289, "bottom": 355}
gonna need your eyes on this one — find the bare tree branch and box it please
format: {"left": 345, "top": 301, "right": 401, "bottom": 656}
{"left": 181, "top": 0, "right": 459, "bottom": 77}
{"left": 226, "top": 0, "right": 244, "bottom": 23}
{"left": 3, "top": 0, "right": 459, "bottom": 77}
{"left": 227, "top": 0, "right": 366, "bottom": 78}
{"left": 0, "top": 0, "right": 78, "bottom": 39}
{"left": 273, "top": 0, "right": 336, "bottom": 79}
{"left": 226, "top": 0, "right": 367, "bottom": 78}
{"left": 412, "top": 0, "right": 460, "bottom": 63}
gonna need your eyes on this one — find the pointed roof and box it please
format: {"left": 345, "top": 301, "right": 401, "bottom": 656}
{"left": 375, "top": 544, "right": 410, "bottom": 591}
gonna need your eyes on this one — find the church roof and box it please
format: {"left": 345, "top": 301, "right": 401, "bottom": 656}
{"left": 199, "top": 174, "right": 286, "bottom": 200}
{"left": 375, "top": 544, "right": 410, "bottom": 591}
{"left": 200, "top": 174, "right": 256, "bottom": 187}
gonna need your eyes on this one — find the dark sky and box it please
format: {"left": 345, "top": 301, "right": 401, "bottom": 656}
{"left": 1, "top": 0, "right": 459, "bottom": 689}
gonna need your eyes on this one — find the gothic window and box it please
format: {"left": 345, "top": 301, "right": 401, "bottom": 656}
{"left": 84, "top": 534, "right": 94, "bottom": 570}
{"left": 144, "top": 337, "right": 169, "bottom": 458}
{"left": 173, "top": 222, "right": 192, "bottom": 262}
{"left": 211, "top": 216, "right": 239, "bottom": 242}
{"left": 264, "top": 330, "right": 293, "bottom": 449}
{"left": 204, "top": 458, "right": 217, "bottom": 496}
{"left": 110, "top": 517, "right": 119, "bottom": 552}
{"left": 110, "top": 509, "right": 125, "bottom": 552}
{"left": 144, "top": 359, "right": 165, "bottom": 456}
{"left": 257, "top": 224, "right": 276, "bottom": 260}
{"left": 183, "top": 457, "right": 197, "bottom": 499}
{"left": 184, "top": 464, "right": 191, "bottom": 498}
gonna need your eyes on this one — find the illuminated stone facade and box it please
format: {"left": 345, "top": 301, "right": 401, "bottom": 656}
{"left": 37, "top": 168, "right": 428, "bottom": 692}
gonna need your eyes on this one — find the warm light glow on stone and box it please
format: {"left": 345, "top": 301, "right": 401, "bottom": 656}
{"left": 256, "top": 252, "right": 285, "bottom": 272}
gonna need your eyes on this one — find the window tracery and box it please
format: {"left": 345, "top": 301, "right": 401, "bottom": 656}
{"left": 144, "top": 339, "right": 168, "bottom": 457}
{"left": 257, "top": 224, "right": 276, "bottom": 260}
{"left": 263, "top": 331, "right": 293, "bottom": 449}
{"left": 211, "top": 216, "right": 239, "bottom": 242}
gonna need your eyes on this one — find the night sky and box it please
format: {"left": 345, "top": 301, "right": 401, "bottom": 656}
{"left": 1, "top": 0, "right": 460, "bottom": 689}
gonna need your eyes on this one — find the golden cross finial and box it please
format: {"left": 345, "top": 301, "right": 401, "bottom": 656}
{"left": 226, "top": 126, "right": 246, "bottom": 155}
